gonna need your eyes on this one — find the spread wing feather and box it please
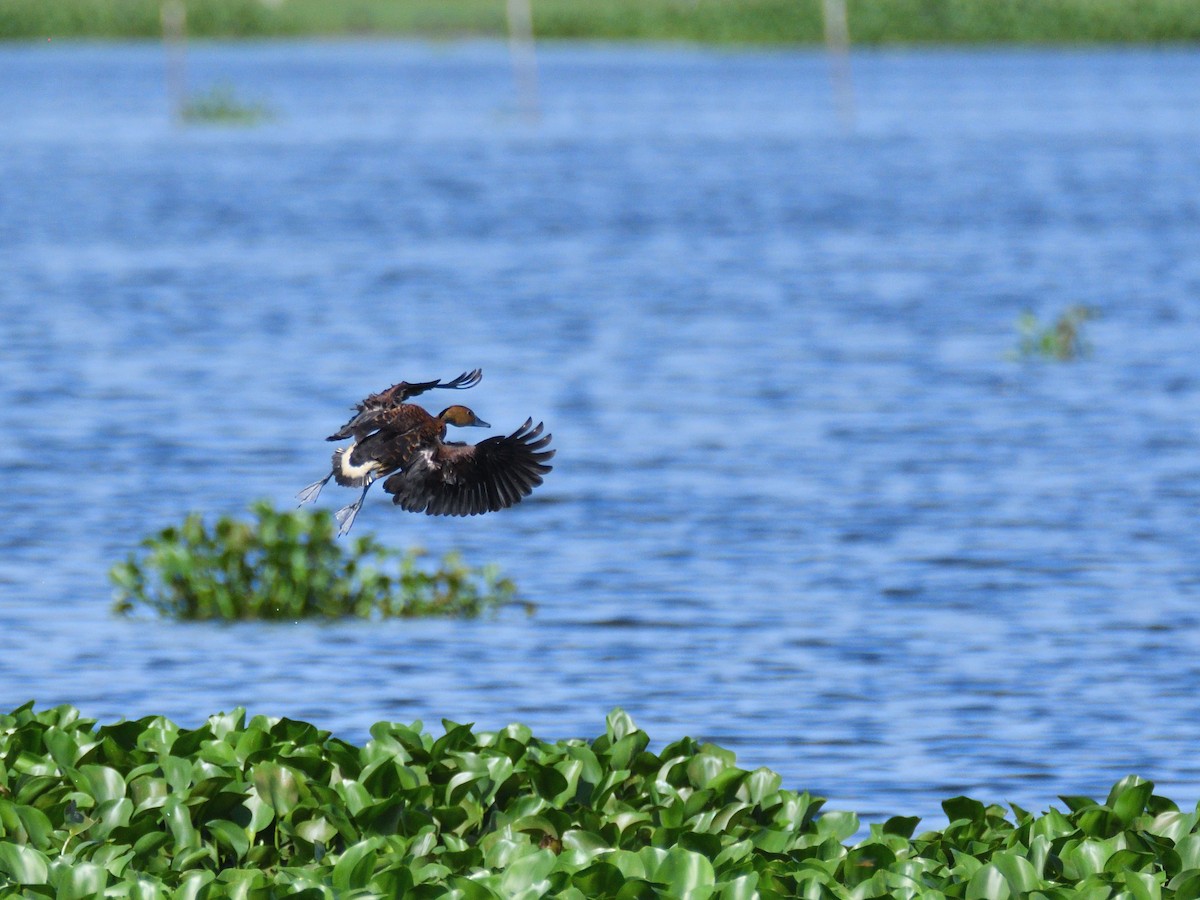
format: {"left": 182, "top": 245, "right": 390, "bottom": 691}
{"left": 382, "top": 419, "right": 554, "bottom": 516}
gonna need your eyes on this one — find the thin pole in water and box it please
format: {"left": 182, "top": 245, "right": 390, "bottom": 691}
{"left": 506, "top": 0, "right": 540, "bottom": 122}
{"left": 161, "top": 0, "right": 188, "bottom": 124}
{"left": 820, "top": 0, "right": 856, "bottom": 129}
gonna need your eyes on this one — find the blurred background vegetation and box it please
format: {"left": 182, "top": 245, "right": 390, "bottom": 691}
{"left": 3, "top": 0, "right": 1198, "bottom": 43}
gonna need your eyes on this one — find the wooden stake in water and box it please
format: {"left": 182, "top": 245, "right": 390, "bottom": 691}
{"left": 821, "top": 0, "right": 856, "bottom": 129}
{"left": 161, "top": 0, "right": 188, "bottom": 124}
{"left": 506, "top": 0, "right": 541, "bottom": 122}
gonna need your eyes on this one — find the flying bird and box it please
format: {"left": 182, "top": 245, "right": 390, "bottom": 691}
{"left": 299, "top": 372, "right": 554, "bottom": 535}
{"left": 298, "top": 369, "right": 482, "bottom": 508}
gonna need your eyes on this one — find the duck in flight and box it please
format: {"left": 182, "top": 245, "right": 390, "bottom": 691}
{"left": 298, "top": 371, "right": 554, "bottom": 535}
{"left": 297, "top": 369, "right": 482, "bottom": 508}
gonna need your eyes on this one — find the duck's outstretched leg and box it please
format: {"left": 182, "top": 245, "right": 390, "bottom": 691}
{"left": 297, "top": 473, "right": 332, "bottom": 505}
{"left": 334, "top": 481, "right": 374, "bottom": 536}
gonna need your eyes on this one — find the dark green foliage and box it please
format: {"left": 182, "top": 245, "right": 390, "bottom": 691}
{"left": 110, "top": 501, "right": 526, "bottom": 620}
{"left": 1, "top": 704, "right": 1198, "bottom": 897}
{"left": 1015, "top": 305, "right": 1097, "bottom": 361}
{"left": 3, "top": 0, "right": 1200, "bottom": 42}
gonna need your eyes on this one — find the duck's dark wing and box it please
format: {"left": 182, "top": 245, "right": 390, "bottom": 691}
{"left": 326, "top": 370, "right": 482, "bottom": 441}
{"left": 326, "top": 406, "right": 391, "bottom": 442}
{"left": 431, "top": 369, "right": 483, "bottom": 393}
{"left": 382, "top": 419, "right": 554, "bottom": 516}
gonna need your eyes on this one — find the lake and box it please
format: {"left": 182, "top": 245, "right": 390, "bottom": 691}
{"left": 1, "top": 40, "right": 1198, "bottom": 830}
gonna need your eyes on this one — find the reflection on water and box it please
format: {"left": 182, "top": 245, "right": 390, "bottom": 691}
{"left": 2, "top": 42, "right": 1200, "bottom": 827}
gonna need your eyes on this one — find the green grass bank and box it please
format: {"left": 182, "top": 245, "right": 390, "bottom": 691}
{"left": 3, "top": 0, "right": 1199, "bottom": 43}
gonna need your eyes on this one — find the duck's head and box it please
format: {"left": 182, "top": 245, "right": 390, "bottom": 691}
{"left": 439, "top": 405, "right": 490, "bottom": 428}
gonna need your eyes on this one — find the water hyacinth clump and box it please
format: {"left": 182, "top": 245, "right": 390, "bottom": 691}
{"left": 181, "top": 84, "right": 272, "bottom": 125}
{"left": 1014, "top": 304, "right": 1097, "bottom": 361}
{"left": 1, "top": 703, "right": 1198, "bottom": 897}
{"left": 110, "top": 501, "right": 527, "bottom": 620}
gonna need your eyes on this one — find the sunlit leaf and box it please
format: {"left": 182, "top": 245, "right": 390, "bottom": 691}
{"left": 172, "top": 870, "right": 215, "bottom": 900}
{"left": 498, "top": 848, "right": 556, "bottom": 895}
{"left": 1111, "top": 778, "right": 1155, "bottom": 826}
{"left": 817, "top": 810, "right": 859, "bottom": 842}
{"left": 161, "top": 796, "right": 198, "bottom": 851}
{"left": 0, "top": 841, "right": 50, "bottom": 884}
{"left": 79, "top": 764, "right": 127, "bottom": 804}
{"left": 649, "top": 846, "right": 715, "bottom": 897}
{"left": 49, "top": 859, "right": 107, "bottom": 899}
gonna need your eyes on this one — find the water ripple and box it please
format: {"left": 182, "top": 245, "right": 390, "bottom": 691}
{"left": 1, "top": 42, "right": 1199, "bottom": 828}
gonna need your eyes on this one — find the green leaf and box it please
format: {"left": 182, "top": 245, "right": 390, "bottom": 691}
{"left": 161, "top": 796, "right": 198, "bottom": 851}
{"left": 79, "top": 764, "right": 127, "bottom": 803}
{"left": 208, "top": 819, "right": 250, "bottom": 861}
{"left": 1, "top": 800, "right": 54, "bottom": 848}
{"left": 295, "top": 816, "right": 338, "bottom": 847}
{"left": 606, "top": 849, "right": 647, "bottom": 880}
{"left": 842, "top": 843, "right": 896, "bottom": 888}
{"left": 1148, "top": 810, "right": 1195, "bottom": 843}
{"left": 562, "top": 830, "right": 610, "bottom": 858}
{"left": 881, "top": 816, "right": 920, "bottom": 838}
{"left": 0, "top": 842, "right": 50, "bottom": 884}
{"left": 253, "top": 761, "right": 300, "bottom": 815}
{"left": 1061, "top": 838, "right": 1114, "bottom": 879}
{"left": 648, "top": 845, "right": 715, "bottom": 897}
{"left": 1176, "top": 835, "right": 1200, "bottom": 872}
{"left": 43, "top": 727, "right": 79, "bottom": 770}
{"left": 90, "top": 797, "right": 134, "bottom": 839}
{"left": 160, "top": 755, "right": 193, "bottom": 794}
{"left": 966, "top": 863, "right": 1010, "bottom": 900}
{"left": 991, "top": 851, "right": 1042, "bottom": 893}
{"left": 332, "top": 838, "right": 381, "bottom": 892}
{"left": 943, "top": 796, "right": 986, "bottom": 823}
{"left": 1123, "top": 869, "right": 1163, "bottom": 900}
{"left": 171, "top": 870, "right": 214, "bottom": 900}
{"left": 49, "top": 860, "right": 107, "bottom": 899}
{"left": 717, "top": 873, "right": 759, "bottom": 900}
{"left": 1171, "top": 870, "right": 1200, "bottom": 900}
{"left": 499, "top": 848, "right": 557, "bottom": 896}
{"left": 744, "top": 768, "right": 781, "bottom": 805}
{"left": 817, "top": 810, "right": 859, "bottom": 841}
{"left": 605, "top": 709, "right": 638, "bottom": 743}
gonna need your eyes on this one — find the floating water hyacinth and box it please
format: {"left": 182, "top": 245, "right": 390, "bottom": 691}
{"left": 181, "top": 83, "right": 272, "bottom": 125}
{"left": 1014, "top": 304, "right": 1097, "bottom": 361}
{"left": 110, "top": 500, "right": 528, "bottom": 620}
{"left": 0, "top": 703, "right": 1189, "bottom": 898}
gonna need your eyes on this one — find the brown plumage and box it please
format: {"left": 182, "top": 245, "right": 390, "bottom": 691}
{"left": 326, "top": 369, "right": 481, "bottom": 442}
{"left": 299, "top": 375, "right": 554, "bottom": 535}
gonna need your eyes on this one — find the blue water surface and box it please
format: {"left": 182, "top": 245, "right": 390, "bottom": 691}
{"left": 2, "top": 41, "right": 1199, "bottom": 828}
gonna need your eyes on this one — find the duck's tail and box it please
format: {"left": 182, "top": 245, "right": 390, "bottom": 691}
{"left": 332, "top": 446, "right": 376, "bottom": 488}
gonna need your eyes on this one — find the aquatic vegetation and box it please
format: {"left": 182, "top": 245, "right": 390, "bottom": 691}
{"left": 2, "top": 0, "right": 1198, "bottom": 42}
{"left": 180, "top": 83, "right": 271, "bottom": 126}
{"left": 1015, "top": 304, "right": 1097, "bottom": 361}
{"left": 110, "top": 500, "right": 526, "bottom": 620}
{"left": 0, "top": 702, "right": 1196, "bottom": 897}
